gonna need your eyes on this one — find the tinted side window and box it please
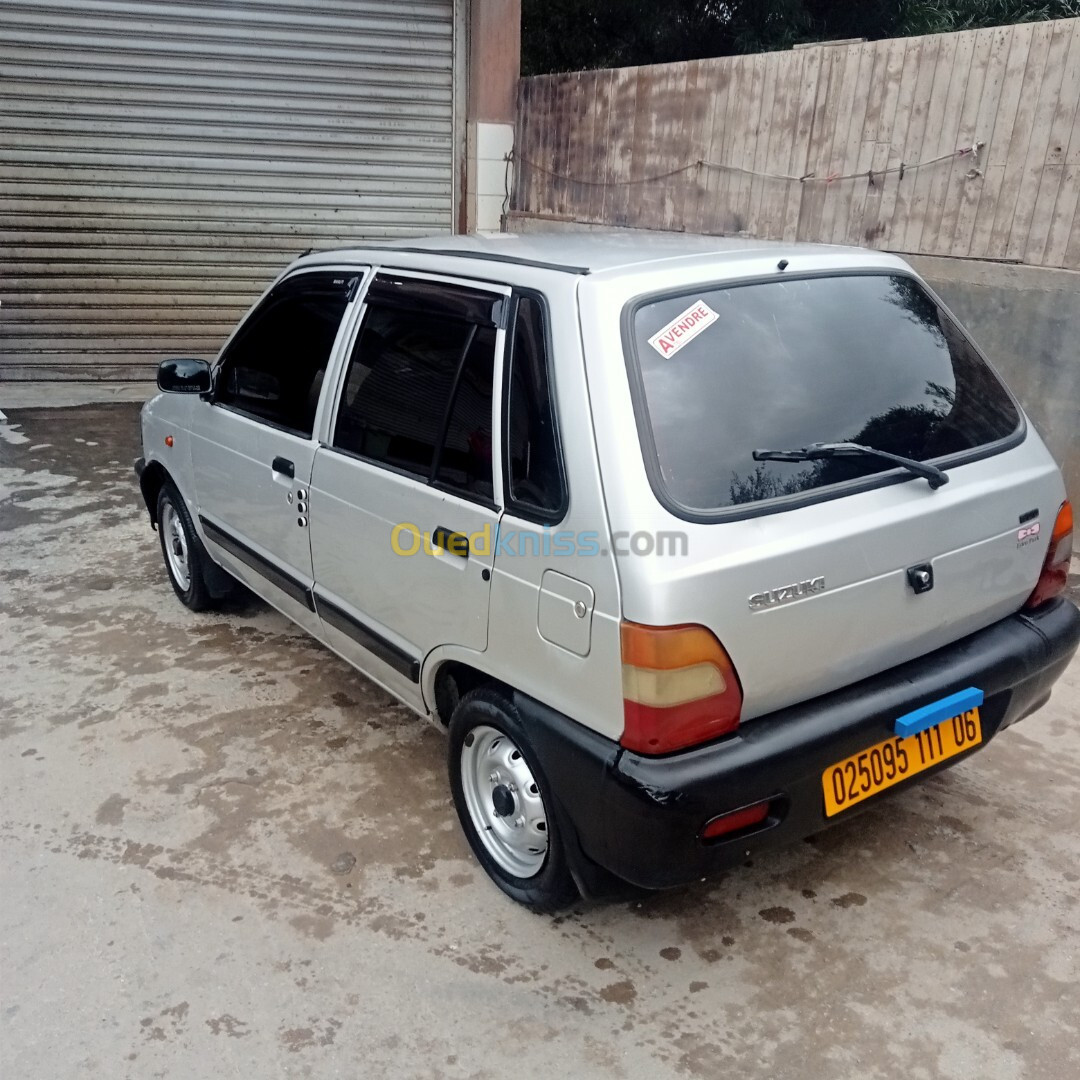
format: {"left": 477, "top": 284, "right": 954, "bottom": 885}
{"left": 432, "top": 325, "right": 496, "bottom": 499}
{"left": 332, "top": 276, "right": 499, "bottom": 501}
{"left": 505, "top": 295, "right": 565, "bottom": 519}
{"left": 216, "top": 272, "right": 353, "bottom": 437}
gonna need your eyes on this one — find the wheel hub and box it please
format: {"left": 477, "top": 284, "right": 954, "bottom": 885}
{"left": 491, "top": 783, "right": 516, "bottom": 818}
{"left": 459, "top": 725, "right": 548, "bottom": 878}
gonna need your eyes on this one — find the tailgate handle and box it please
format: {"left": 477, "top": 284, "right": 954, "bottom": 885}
{"left": 432, "top": 525, "right": 469, "bottom": 559}
{"left": 272, "top": 456, "right": 295, "bottom": 479}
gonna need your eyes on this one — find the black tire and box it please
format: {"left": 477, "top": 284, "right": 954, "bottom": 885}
{"left": 156, "top": 482, "right": 216, "bottom": 612}
{"left": 448, "top": 687, "right": 580, "bottom": 912}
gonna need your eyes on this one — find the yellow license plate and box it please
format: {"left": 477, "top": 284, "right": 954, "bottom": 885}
{"left": 822, "top": 707, "right": 983, "bottom": 817}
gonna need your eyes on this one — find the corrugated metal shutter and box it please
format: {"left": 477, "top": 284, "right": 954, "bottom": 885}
{"left": 0, "top": 0, "right": 460, "bottom": 381}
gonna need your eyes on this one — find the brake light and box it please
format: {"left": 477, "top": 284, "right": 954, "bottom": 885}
{"left": 1024, "top": 500, "right": 1073, "bottom": 610}
{"left": 620, "top": 621, "right": 743, "bottom": 754}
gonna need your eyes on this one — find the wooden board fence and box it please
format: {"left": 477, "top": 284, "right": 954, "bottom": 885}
{"left": 511, "top": 19, "right": 1080, "bottom": 270}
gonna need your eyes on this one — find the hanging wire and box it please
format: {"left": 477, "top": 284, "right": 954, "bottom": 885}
{"left": 507, "top": 140, "right": 983, "bottom": 189}
{"left": 508, "top": 155, "right": 704, "bottom": 188}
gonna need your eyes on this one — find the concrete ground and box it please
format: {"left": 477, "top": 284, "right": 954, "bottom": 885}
{"left": 2, "top": 402, "right": 1078, "bottom": 1080}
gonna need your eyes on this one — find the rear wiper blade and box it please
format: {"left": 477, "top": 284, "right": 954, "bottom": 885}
{"left": 752, "top": 441, "right": 949, "bottom": 489}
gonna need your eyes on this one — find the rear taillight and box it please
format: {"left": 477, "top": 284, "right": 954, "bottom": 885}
{"left": 620, "top": 621, "right": 743, "bottom": 754}
{"left": 1024, "top": 500, "right": 1073, "bottom": 610}
{"left": 701, "top": 801, "right": 770, "bottom": 840}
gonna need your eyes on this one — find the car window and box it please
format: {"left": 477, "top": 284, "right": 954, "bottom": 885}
{"left": 628, "top": 273, "right": 1022, "bottom": 514}
{"left": 505, "top": 294, "right": 566, "bottom": 520}
{"left": 332, "top": 275, "right": 501, "bottom": 502}
{"left": 215, "top": 272, "right": 354, "bottom": 437}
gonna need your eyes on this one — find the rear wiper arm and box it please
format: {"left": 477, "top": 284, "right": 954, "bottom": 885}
{"left": 752, "top": 442, "right": 949, "bottom": 489}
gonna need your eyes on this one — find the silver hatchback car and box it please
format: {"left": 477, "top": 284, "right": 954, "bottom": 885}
{"left": 136, "top": 232, "right": 1079, "bottom": 910}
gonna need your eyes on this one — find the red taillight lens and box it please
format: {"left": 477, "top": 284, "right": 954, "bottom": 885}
{"left": 620, "top": 622, "right": 743, "bottom": 754}
{"left": 1024, "top": 500, "right": 1073, "bottom": 610}
{"left": 701, "top": 801, "right": 770, "bottom": 840}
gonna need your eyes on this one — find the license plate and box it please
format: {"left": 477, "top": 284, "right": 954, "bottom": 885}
{"left": 822, "top": 707, "right": 983, "bottom": 817}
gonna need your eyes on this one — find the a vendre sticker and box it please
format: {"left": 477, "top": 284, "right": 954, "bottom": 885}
{"left": 647, "top": 300, "right": 719, "bottom": 357}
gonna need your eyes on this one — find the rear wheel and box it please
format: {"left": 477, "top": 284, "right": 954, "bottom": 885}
{"left": 156, "top": 483, "right": 215, "bottom": 611}
{"left": 448, "top": 687, "right": 579, "bottom": 912}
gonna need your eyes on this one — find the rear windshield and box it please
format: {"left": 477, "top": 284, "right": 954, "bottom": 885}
{"left": 628, "top": 273, "right": 1021, "bottom": 513}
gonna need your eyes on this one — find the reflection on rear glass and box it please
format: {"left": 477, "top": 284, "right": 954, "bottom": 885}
{"left": 630, "top": 274, "right": 1021, "bottom": 511}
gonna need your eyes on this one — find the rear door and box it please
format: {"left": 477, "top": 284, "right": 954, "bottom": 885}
{"left": 190, "top": 270, "right": 358, "bottom": 633}
{"left": 610, "top": 268, "right": 1064, "bottom": 720}
{"left": 308, "top": 270, "right": 507, "bottom": 703}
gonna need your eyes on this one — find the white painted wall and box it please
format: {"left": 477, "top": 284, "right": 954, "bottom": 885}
{"left": 467, "top": 122, "right": 514, "bottom": 231}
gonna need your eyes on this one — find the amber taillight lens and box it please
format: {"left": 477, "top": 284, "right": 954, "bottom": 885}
{"left": 1024, "top": 500, "right": 1073, "bottom": 610}
{"left": 620, "top": 622, "right": 743, "bottom": 754}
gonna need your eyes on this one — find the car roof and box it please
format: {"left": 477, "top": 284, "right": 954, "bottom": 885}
{"left": 294, "top": 229, "right": 886, "bottom": 279}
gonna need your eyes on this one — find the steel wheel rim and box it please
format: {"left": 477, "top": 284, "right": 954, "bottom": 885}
{"left": 460, "top": 724, "right": 548, "bottom": 878}
{"left": 161, "top": 501, "right": 191, "bottom": 591}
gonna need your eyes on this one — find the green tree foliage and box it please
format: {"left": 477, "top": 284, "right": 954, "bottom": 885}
{"left": 522, "top": 0, "right": 1079, "bottom": 75}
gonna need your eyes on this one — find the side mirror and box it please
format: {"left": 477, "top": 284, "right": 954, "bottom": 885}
{"left": 157, "top": 357, "right": 212, "bottom": 395}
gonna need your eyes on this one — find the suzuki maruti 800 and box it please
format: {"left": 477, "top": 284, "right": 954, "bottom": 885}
{"left": 136, "top": 232, "right": 1080, "bottom": 910}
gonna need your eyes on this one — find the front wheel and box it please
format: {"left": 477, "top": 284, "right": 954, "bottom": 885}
{"left": 448, "top": 687, "right": 579, "bottom": 912}
{"left": 156, "top": 483, "right": 215, "bottom": 611}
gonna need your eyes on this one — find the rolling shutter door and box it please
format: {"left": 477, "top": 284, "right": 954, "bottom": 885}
{"left": 0, "top": 0, "right": 459, "bottom": 381}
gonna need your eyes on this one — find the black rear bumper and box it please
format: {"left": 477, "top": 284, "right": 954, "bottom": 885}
{"left": 518, "top": 598, "right": 1080, "bottom": 892}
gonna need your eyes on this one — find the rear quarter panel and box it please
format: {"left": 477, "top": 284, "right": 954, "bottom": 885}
{"left": 460, "top": 269, "right": 626, "bottom": 741}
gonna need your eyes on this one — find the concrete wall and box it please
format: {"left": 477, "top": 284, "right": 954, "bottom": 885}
{"left": 509, "top": 216, "right": 1079, "bottom": 543}
{"left": 464, "top": 0, "right": 520, "bottom": 232}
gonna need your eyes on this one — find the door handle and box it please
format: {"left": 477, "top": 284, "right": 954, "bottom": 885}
{"left": 272, "top": 456, "right": 295, "bottom": 478}
{"left": 432, "top": 525, "right": 469, "bottom": 559}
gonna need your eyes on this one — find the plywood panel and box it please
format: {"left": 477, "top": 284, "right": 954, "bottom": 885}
{"left": 816, "top": 43, "right": 862, "bottom": 243}
{"left": 953, "top": 25, "right": 1018, "bottom": 255}
{"left": 710, "top": 56, "right": 744, "bottom": 234}
{"left": 846, "top": 40, "right": 891, "bottom": 246}
{"left": 603, "top": 65, "right": 637, "bottom": 225}
{"left": 986, "top": 21, "right": 1054, "bottom": 258}
{"left": 674, "top": 60, "right": 706, "bottom": 231}
{"left": 796, "top": 44, "right": 846, "bottom": 243}
{"left": 872, "top": 35, "right": 922, "bottom": 247}
{"left": 783, "top": 46, "right": 823, "bottom": 241}
{"left": 511, "top": 18, "right": 1080, "bottom": 269}
{"left": 1029, "top": 20, "right": 1080, "bottom": 264}
{"left": 970, "top": 23, "right": 1036, "bottom": 257}
{"left": 1006, "top": 19, "right": 1074, "bottom": 259}
{"left": 765, "top": 50, "right": 803, "bottom": 242}
{"left": 747, "top": 49, "right": 781, "bottom": 237}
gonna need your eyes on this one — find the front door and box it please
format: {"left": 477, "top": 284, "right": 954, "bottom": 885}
{"left": 190, "top": 269, "right": 357, "bottom": 632}
{"left": 309, "top": 271, "right": 507, "bottom": 703}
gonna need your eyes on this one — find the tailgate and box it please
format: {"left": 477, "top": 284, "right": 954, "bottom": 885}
{"left": 650, "top": 443, "right": 1063, "bottom": 720}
